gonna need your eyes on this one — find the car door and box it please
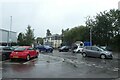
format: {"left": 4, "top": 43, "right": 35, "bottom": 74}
{"left": 91, "top": 47, "right": 100, "bottom": 57}
{"left": 85, "top": 46, "right": 92, "bottom": 56}
{"left": 3, "top": 47, "right": 13, "bottom": 58}
{"left": 30, "top": 48, "right": 37, "bottom": 57}
{"left": 27, "top": 48, "right": 34, "bottom": 57}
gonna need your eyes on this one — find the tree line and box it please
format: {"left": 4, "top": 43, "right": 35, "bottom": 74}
{"left": 62, "top": 9, "right": 120, "bottom": 51}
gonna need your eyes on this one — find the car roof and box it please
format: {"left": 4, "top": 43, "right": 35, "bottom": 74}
{"left": 18, "top": 46, "right": 31, "bottom": 48}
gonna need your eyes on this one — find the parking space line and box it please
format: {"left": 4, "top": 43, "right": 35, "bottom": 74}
{"left": 86, "top": 64, "right": 92, "bottom": 66}
{"left": 3, "top": 62, "right": 20, "bottom": 64}
{"left": 113, "top": 68, "right": 119, "bottom": 72}
{"left": 34, "top": 60, "right": 62, "bottom": 66}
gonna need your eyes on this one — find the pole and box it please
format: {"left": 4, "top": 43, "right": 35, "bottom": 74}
{"left": 90, "top": 28, "right": 92, "bottom": 46}
{"left": 9, "top": 16, "right": 12, "bottom": 46}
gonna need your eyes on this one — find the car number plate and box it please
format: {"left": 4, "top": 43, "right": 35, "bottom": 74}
{"left": 13, "top": 56, "right": 18, "bottom": 58}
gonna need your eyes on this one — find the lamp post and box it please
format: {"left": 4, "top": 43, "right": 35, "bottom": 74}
{"left": 90, "top": 27, "right": 92, "bottom": 46}
{"left": 9, "top": 16, "right": 12, "bottom": 46}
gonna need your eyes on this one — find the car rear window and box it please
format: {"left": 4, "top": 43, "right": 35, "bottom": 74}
{"left": 14, "top": 47, "right": 26, "bottom": 51}
{"left": 85, "top": 46, "right": 91, "bottom": 50}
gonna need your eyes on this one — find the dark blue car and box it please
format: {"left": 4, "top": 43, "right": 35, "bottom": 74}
{"left": 35, "top": 45, "right": 53, "bottom": 53}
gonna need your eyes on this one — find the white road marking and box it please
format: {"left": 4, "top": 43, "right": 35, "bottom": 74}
{"left": 95, "top": 65, "right": 103, "bottom": 68}
{"left": 113, "top": 68, "right": 119, "bottom": 71}
{"left": 80, "top": 62, "right": 85, "bottom": 64}
{"left": 34, "top": 60, "right": 62, "bottom": 66}
{"left": 87, "top": 64, "right": 92, "bottom": 66}
{"left": 92, "top": 64, "right": 96, "bottom": 66}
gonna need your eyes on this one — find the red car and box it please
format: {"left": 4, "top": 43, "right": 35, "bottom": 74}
{"left": 10, "top": 46, "right": 39, "bottom": 61}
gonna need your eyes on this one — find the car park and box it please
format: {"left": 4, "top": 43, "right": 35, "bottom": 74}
{"left": 35, "top": 45, "right": 53, "bottom": 53}
{"left": 59, "top": 46, "right": 70, "bottom": 52}
{"left": 0, "top": 46, "right": 15, "bottom": 61}
{"left": 10, "top": 46, "right": 39, "bottom": 61}
{"left": 82, "top": 46, "right": 113, "bottom": 59}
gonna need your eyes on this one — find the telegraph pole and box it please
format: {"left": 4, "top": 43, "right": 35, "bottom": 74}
{"left": 9, "top": 16, "right": 12, "bottom": 46}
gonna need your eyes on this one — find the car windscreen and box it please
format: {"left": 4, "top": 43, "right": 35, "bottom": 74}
{"left": 14, "top": 47, "right": 26, "bottom": 51}
{"left": 61, "top": 46, "right": 66, "bottom": 49}
{"left": 98, "top": 47, "right": 105, "bottom": 51}
{"left": 100, "top": 47, "right": 107, "bottom": 51}
{"left": 44, "top": 46, "right": 51, "bottom": 49}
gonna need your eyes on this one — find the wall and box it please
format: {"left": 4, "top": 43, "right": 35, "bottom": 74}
{"left": 0, "top": 29, "right": 17, "bottom": 43}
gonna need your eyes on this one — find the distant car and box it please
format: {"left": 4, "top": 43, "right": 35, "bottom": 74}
{"left": 10, "top": 46, "right": 39, "bottom": 61}
{"left": 100, "top": 46, "right": 112, "bottom": 51}
{"left": 59, "top": 46, "right": 70, "bottom": 52}
{"left": 0, "top": 46, "right": 15, "bottom": 61}
{"left": 72, "top": 46, "right": 83, "bottom": 53}
{"left": 36, "top": 45, "right": 53, "bottom": 53}
{"left": 82, "top": 46, "right": 113, "bottom": 59}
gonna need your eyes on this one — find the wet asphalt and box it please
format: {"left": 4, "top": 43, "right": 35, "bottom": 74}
{"left": 1, "top": 50, "right": 120, "bottom": 79}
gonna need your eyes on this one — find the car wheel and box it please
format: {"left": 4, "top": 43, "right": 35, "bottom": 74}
{"left": 77, "top": 50, "right": 80, "bottom": 53}
{"left": 35, "top": 53, "right": 39, "bottom": 58}
{"left": 72, "top": 51, "right": 75, "bottom": 53}
{"left": 26, "top": 55, "right": 30, "bottom": 61}
{"left": 46, "top": 50, "right": 48, "bottom": 52}
{"left": 82, "top": 53, "right": 87, "bottom": 57}
{"left": 10, "top": 59, "right": 14, "bottom": 62}
{"left": 50, "top": 50, "right": 53, "bottom": 53}
{"left": 100, "top": 54, "right": 106, "bottom": 59}
{"left": 2, "top": 55, "right": 6, "bottom": 61}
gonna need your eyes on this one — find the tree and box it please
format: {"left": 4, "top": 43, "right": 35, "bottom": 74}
{"left": 62, "top": 26, "right": 89, "bottom": 46}
{"left": 17, "top": 32, "right": 25, "bottom": 46}
{"left": 46, "top": 29, "right": 52, "bottom": 36}
{"left": 85, "top": 9, "right": 120, "bottom": 51}
{"left": 24, "top": 25, "right": 35, "bottom": 46}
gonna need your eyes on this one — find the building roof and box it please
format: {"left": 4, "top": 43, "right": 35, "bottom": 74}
{"left": 0, "top": 28, "right": 16, "bottom": 33}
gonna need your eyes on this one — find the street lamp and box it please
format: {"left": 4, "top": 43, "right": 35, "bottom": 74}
{"left": 9, "top": 16, "right": 12, "bottom": 46}
{"left": 90, "top": 27, "right": 92, "bottom": 46}
{"left": 86, "top": 16, "right": 92, "bottom": 46}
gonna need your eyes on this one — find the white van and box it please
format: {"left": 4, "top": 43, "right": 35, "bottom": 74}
{"left": 72, "top": 41, "right": 84, "bottom": 53}
{"left": 73, "top": 46, "right": 83, "bottom": 53}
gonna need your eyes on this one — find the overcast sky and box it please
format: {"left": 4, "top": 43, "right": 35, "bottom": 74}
{"left": 0, "top": 0, "right": 119, "bottom": 38}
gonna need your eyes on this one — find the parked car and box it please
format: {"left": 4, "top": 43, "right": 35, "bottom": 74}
{"left": 0, "top": 46, "right": 15, "bottom": 61}
{"left": 10, "top": 46, "right": 39, "bottom": 61}
{"left": 100, "top": 46, "right": 113, "bottom": 51}
{"left": 72, "top": 46, "right": 83, "bottom": 53}
{"left": 35, "top": 45, "right": 53, "bottom": 53}
{"left": 82, "top": 46, "right": 113, "bottom": 59}
{"left": 59, "top": 46, "right": 70, "bottom": 52}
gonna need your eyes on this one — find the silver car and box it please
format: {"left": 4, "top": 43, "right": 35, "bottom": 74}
{"left": 82, "top": 46, "right": 113, "bottom": 59}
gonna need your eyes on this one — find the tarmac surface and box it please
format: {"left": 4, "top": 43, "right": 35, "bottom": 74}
{"left": 1, "top": 50, "right": 120, "bottom": 79}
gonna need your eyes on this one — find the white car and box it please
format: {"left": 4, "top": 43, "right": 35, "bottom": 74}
{"left": 73, "top": 46, "right": 83, "bottom": 53}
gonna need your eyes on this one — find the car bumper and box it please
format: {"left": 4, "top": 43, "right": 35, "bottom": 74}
{"left": 10, "top": 55, "right": 27, "bottom": 59}
{"left": 106, "top": 54, "right": 113, "bottom": 59}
